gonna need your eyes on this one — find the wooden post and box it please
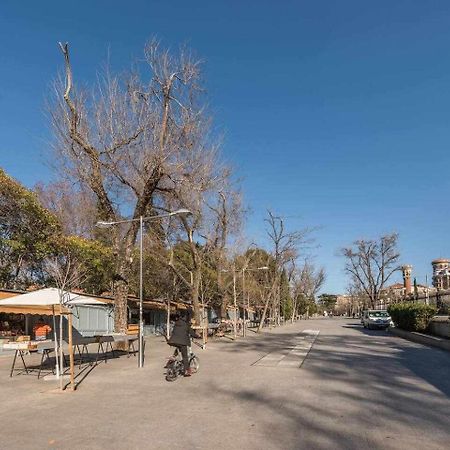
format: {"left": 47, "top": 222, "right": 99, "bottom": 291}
{"left": 51, "top": 305, "right": 60, "bottom": 378}
{"left": 59, "top": 304, "right": 64, "bottom": 391}
{"left": 67, "top": 312, "right": 75, "bottom": 391}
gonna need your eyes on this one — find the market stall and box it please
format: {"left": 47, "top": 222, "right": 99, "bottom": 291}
{"left": 0, "top": 288, "right": 110, "bottom": 389}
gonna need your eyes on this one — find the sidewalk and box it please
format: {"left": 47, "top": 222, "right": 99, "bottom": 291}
{"left": 1, "top": 319, "right": 449, "bottom": 450}
{"left": 0, "top": 322, "right": 309, "bottom": 449}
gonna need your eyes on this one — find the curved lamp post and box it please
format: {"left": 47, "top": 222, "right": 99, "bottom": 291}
{"left": 96, "top": 208, "right": 192, "bottom": 368}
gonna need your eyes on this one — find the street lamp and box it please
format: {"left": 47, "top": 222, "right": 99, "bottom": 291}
{"left": 242, "top": 266, "right": 269, "bottom": 336}
{"left": 221, "top": 267, "right": 239, "bottom": 339}
{"left": 96, "top": 208, "right": 192, "bottom": 368}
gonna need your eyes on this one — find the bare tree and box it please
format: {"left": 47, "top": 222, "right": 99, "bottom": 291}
{"left": 52, "top": 40, "right": 211, "bottom": 332}
{"left": 45, "top": 248, "right": 87, "bottom": 391}
{"left": 204, "top": 187, "right": 243, "bottom": 319}
{"left": 257, "top": 211, "right": 313, "bottom": 331}
{"left": 296, "top": 260, "right": 325, "bottom": 298}
{"left": 345, "top": 282, "right": 367, "bottom": 316}
{"left": 342, "top": 233, "right": 400, "bottom": 309}
{"left": 153, "top": 134, "right": 234, "bottom": 323}
{"left": 292, "top": 260, "right": 325, "bottom": 320}
{"left": 35, "top": 181, "right": 98, "bottom": 238}
{"left": 160, "top": 180, "right": 213, "bottom": 325}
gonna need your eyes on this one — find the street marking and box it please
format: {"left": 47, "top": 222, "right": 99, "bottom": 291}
{"left": 253, "top": 329, "right": 320, "bottom": 368}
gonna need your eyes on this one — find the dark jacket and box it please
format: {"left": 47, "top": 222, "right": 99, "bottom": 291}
{"left": 168, "top": 318, "right": 191, "bottom": 347}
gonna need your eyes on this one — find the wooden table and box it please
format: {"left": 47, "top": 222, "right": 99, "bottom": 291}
{"left": 3, "top": 341, "right": 56, "bottom": 377}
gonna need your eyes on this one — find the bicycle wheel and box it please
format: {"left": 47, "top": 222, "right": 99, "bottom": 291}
{"left": 165, "top": 363, "right": 178, "bottom": 382}
{"left": 189, "top": 355, "right": 200, "bottom": 373}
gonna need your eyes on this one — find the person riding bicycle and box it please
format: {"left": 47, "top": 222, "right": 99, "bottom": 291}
{"left": 167, "top": 312, "right": 193, "bottom": 377}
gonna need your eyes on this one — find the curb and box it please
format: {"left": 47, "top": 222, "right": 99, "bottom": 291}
{"left": 389, "top": 327, "right": 450, "bottom": 352}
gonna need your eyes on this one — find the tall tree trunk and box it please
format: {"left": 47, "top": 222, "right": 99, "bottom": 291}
{"left": 257, "top": 289, "right": 273, "bottom": 333}
{"left": 112, "top": 228, "right": 138, "bottom": 333}
{"left": 257, "top": 299, "right": 269, "bottom": 333}
{"left": 291, "top": 298, "right": 297, "bottom": 323}
{"left": 114, "top": 280, "right": 129, "bottom": 333}
{"left": 191, "top": 266, "right": 202, "bottom": 325}
{"left": 218, "top": 270, "right": 229, "bottom": 320}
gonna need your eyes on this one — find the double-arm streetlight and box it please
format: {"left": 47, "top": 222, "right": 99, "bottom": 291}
{"left": 96, "top": 208, "right": 191, "bottom": 368}
{"left": 221, "top": 265, "right": 268, "bottom": 337}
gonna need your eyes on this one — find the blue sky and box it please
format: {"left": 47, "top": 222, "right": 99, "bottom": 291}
{"left": 1, "top": 1, "right": 450, "bottom": 293}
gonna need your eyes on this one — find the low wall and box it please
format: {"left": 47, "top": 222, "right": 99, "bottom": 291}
{"left": 389, "top": 326, "right": 450, "bottom": 352}
{"left": 429, "top": 316, "right": 450, "bottom": 339}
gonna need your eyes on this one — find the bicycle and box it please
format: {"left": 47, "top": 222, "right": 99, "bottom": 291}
{"left": 165, "top": 347, "right": 199, "bottom": 382}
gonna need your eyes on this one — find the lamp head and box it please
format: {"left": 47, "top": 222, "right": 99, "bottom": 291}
{"left": 171, "top": 208, "right": 192, "bottom": 217}
{"left": 95, "top": 221, "right": 113, "bottom": 228}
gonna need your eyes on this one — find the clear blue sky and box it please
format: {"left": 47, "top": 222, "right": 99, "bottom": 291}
{"left": 1, "top": 0, "right": 450, "bottom": 293}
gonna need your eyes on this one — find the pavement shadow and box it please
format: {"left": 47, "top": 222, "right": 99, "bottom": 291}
{"left": 205, "top": 324, "right": 450, "bottom": 449}
{"left": 209, "top": 383, "right": 366, "bottom": 450}
{"left": 340, "top": 324, "right": 450, "bottom": 396}
{"left": 1, "top": 347, "right": 136, "bottom": 390}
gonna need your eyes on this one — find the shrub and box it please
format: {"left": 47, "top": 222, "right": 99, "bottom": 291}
{"left": 388, "top": 302, "right": 437, "bottom": 332}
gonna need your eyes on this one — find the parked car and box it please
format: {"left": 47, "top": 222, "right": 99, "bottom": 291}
{"left": 362, "top": 310, "right": 392, "bottom": 330}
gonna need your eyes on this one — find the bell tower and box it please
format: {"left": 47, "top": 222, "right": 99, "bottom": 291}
{"left": 401, "top": 265, "right": 412, "bottom": 296}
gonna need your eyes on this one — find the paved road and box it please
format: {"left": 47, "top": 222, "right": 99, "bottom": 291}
{"left": 0, "top": 318, "right": 449, "bottom": 449}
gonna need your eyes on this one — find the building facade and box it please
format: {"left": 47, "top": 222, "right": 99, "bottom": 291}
{"left": 432, "top": 259, "right": 450, "bottom": 290}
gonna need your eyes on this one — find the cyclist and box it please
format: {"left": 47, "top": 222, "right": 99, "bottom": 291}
{"left": 167, "top": 312, "right": 193, "bottom": 377}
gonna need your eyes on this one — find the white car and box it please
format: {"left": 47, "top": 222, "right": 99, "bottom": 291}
{"left": 362, "top": 310, "right": 392, "bottom": 330}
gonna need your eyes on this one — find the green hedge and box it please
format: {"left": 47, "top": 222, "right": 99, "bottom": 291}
{"left": 387, "top": 302, "right": 437, "bottom": 332}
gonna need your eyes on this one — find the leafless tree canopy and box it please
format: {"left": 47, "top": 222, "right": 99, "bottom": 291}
{"left": 52, "top": 40, "right": 209, "bottom": 223}
{"left": 35, "top": 181, "right": 98, "bottom": 238}
{"left": 49, "top": 39, "right": 326, "bottom": 330}
{"left": 256, "top": 210, "right": 316, "bottom": 329}
{"left": 49, "top": 39, "right": 249, "bottom": 328}
{"left": 342, "top": 233, "right": 400, "bottom": 308}
{"left": 51, "top": 39, "right": 226, "bottom": 330}
{"left": 294, "top": 260, "right": 325, "bottom": 299}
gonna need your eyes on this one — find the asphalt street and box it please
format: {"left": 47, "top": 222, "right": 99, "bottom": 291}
{"left": 0, "top": 318, "right": 449, "bottom": 450}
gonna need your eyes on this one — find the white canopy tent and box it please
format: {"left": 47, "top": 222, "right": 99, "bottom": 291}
{"left": 0, "top": 288, "right": 108, "bottom": 389}
{"left": 0, "top": 287, "right": 105, "bottom": 313}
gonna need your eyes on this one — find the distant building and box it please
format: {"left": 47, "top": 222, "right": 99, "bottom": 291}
{"left": 401, "top": 265, "right": 412, "bottom": 295}
{"left": 334, "top": 295, "right": 350, "bottom": 314}
{"left": 381, "top": 283, "right": 406, "bottom": 300}
{"left": 381, "top": 282, "right": 431, "bottom": 300}
{"left": 432, "top": 259, "right": 450, "bottom": 290}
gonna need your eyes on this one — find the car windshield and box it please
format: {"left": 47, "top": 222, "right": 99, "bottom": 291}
{"left": 369, "top": 311, "right": 389, "bottom": 318}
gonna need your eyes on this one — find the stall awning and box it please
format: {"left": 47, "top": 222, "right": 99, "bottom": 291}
{"left": 0, "top": 287, "right": 106, "bottom": 315}
{"left": 0, "top": 305, "right": 68, "bottom": 316}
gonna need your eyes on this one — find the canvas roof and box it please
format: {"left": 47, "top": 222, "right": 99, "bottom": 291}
{"left": 0, "top": 288, "right": 106, "bottom": 315}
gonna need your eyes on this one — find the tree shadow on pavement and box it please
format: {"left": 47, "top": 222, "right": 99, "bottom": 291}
{"left": 204, "top": 320, "right": 450, "bottom": 448}
{"left": 339, "top": 324, "right": 450, "bottom": 397}
{"left": 209, "top": 384, "right": 369, "bottom": 450}
{"left": 205, "top": 327, "right": 450, "bottom": 449}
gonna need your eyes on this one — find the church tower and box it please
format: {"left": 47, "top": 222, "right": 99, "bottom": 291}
{"left": 401, "top": 265, "right": 412, "bottom": 296}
